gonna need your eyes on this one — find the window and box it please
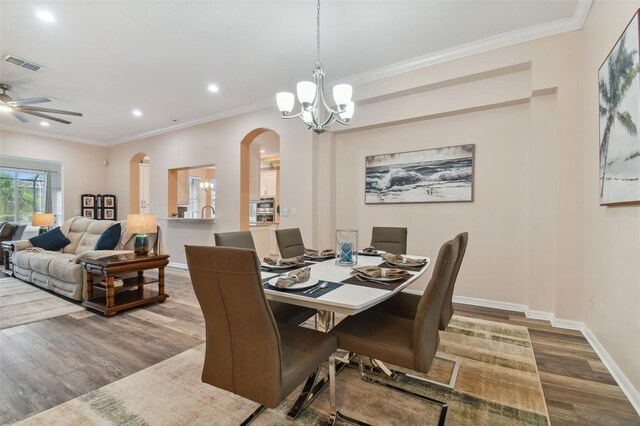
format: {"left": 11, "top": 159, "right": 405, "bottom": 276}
{"left": 0, "top": 167, "right": 46, "bottom": 223}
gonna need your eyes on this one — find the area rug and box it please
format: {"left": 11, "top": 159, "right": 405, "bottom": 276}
{"left": 15, "top": 316, "right": 549, "bottom": 425}
{"left": 0, "top": 277, "right": 84, "bottom": 330}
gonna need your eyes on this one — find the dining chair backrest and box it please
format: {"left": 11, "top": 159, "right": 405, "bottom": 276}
{"left": 412, "top": 238, "right": 459, "bottom": 373}
{"left": 275, "top": 228, "right": 305, "bottom": 258}
{"left": 185, "top": 245, "right": 285, "bottom": 407}
{"left": 370, "top": 227, "right": 408, "bottom": 255}
{"left": 440, "top": 232, "right": 468, "bottom": 330}
{"left": 214, "top": 231, "right": 257, "bottom": 251}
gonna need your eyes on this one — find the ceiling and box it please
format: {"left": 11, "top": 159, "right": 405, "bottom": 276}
{"left": 0, "top": 1, "right": 585, "bottom": 146}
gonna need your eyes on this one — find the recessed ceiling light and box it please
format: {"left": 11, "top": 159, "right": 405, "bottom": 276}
{"left": 132, "top": 109, "right": 142, "bottom": 117}
{"left": 0, "top": 105, "right": 12, "bottom": 112}
{"left": 35, "top": 10, "right": 56, "bottom": 23}
{"left": 40, "top": 121, "right": 50, "bottom": 127}
{"left": 260, "top": 149, "right": 266, "bottom": 154}
{"left": 207, "top": 84, "right": 219, "bottom": 93}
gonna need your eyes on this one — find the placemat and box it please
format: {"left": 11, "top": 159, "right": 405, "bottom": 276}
{"left": 262, "top": 280, "right": 342, "bottom": 299}
{"left": 341, "top": 275, "right": 409, "bottom": 291}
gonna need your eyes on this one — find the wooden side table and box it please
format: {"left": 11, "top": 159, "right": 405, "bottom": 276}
{"left": 81, "top": 253, "right": 170, "bottom": 316}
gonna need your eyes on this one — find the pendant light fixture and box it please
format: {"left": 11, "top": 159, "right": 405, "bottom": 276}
{"left": 276, "top": 0, "right": 354, "bottom": 133}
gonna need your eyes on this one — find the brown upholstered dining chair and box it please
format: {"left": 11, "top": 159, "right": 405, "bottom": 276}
{"left": 275, "top": 228, "right": 306, "bottom": 259}
{"left": 372, "top": 232, "right": 469, "bottom": 331}
{"left": 329, "top": 238, "right": 460, "bottom": 426}
{"left": 370, "top": 226, "right": 407, "bottom": 254}
{"left": 186, "top": 245, "right": 338, "bottom": 424}
{"left": 214, "top": 231, "right": 316, "bottom": 327}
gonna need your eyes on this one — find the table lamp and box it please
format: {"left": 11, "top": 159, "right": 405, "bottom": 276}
{"left": 127, "top": 214, "right": 157, "bottom": 255}
{"left": 32, "top": 213, "right": 55, "bottom": 235}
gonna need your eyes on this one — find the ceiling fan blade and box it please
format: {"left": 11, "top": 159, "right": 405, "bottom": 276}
{"left": 20, "top": 109, "right": 72, "bottom": 125}
{"left": 11, "top": 111, "right": 30, "bottom": 123}
{"left": 19, "top": 105, "right": 83, "bottom": 116}
{"left": 9, "top": 97, "right": 51, "bottom": 106}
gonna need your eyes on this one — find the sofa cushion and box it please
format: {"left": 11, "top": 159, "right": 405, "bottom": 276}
{"left": 95, "top": 223, "right": 121, "bottom": 250}
{"left": 63, "top": 217, "right": 95, "bottom": 253}
{"left": 13, "top": 250, "right": 43, "bottom": 269}
{"left": 29, "top": 227, "right": 71, "bottom": 251}
{"left": 49, "top": 257, "right": 83, "bottom": 285}
{"left": 75, "top": 220, "right": 117, "bottom": 254}
{"left": 29, "top": 252, "right": 70, "bottom": 275}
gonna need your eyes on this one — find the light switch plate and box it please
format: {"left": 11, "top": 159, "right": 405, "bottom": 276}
{"left": 282, "top": 208, "right": 289, "bottom": 217}
{"left": 291, "top": 208, "right": 297, "bottom": 217}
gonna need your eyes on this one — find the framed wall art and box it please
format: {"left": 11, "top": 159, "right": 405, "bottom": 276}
{"left": 80, "top": 194, "right": 117, "bottom": 219}
{"left": 365, "top": 144, "right": 475, "bottom": 204}
{"left": 599, "top": 9, "right": 640, "bottom": 205}
{"left": 82, "top": 208, "right": 95, "bottom": 219}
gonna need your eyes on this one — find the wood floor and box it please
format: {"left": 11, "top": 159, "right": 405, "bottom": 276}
{"left": 1, "top": 267, "right": 638, "bottom": 425}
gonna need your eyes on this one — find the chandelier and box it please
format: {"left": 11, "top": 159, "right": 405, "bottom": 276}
{"left": 199, "top": 178, "right": 213, "bottom": 190}
{"left": 276, "top": 0, "right": 354, "bottom": 133}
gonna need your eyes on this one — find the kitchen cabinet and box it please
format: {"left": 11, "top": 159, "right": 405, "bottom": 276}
{"left": 260, "top": 171, "right": 277, "bottom": 197}
{"left": 139, "top": 163, "right": 150, "bottom": 213}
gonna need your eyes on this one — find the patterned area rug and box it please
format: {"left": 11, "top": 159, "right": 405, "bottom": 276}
{"left": 0, "top": 277, "right": 84, "bottom": 330}
{"left": 15, "top": 316, "right": 549, "bottom": 425}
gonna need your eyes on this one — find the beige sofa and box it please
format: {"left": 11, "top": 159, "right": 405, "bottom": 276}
{"left": 10, "top": 217, "right": 163, "bottom": 301}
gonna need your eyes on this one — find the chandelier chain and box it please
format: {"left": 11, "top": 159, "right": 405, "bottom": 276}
{"left": 316, "top": 0, "right": 321, "bottom": 69}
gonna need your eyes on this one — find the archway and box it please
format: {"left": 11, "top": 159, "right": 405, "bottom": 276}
{"left": 239, "top": 128, "right": 280, "bottom": 230}
{"left": 129, "top": 153, "right": 150, "bottom": 214}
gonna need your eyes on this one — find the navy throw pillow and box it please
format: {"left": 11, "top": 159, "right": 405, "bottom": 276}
{"left": 29, "top": 227, "right": 71, "bottom": 251}
{"left": 95, "top": 223, "right": 121, "bottom": 250}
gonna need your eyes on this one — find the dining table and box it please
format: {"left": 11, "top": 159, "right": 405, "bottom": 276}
{"left": 260, "top": 252, "right": 431, "bottom": 330}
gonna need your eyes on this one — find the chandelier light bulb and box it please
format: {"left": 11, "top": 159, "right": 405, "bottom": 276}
{"left": 296, "top": 81, "right": 316, "bottom": 109}
{"left": 276, "top": 92, "right": 295, "bottom": 114}
{"left": 302, "top": 110, "right": 314, "bottom": 125}
{"left": 333, "top": 84, "right": 352, "bottom": 109}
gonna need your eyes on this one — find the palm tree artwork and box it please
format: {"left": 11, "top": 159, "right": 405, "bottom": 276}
{"left": 599, "top": 12, "right": 640, "bottom": 204}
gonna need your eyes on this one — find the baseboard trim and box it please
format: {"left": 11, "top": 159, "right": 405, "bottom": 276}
{"left": 168, "top": 262, "right": 188, "bottom": 270}
{"left": 426, "top": 292, "right": 640, "bottom": 415}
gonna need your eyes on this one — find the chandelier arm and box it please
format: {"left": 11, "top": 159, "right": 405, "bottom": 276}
{"left": 320, "top": 111, "right": 336, "bottom": 128}
{"left": 320, "top": 95, "right": 346, "bottom": 115}
{"left": 281, "top": 110, "right": 304, "bottom": 120}
{"left": 334, "top": 115, "right": 350, "bottom": 126}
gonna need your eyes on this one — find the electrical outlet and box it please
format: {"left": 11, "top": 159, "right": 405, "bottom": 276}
{"left": 291, "top": 208, "right": 297, "bottom": 217}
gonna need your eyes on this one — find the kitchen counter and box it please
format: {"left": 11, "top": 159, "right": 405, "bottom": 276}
{"left": 249, "top": 222, "right": 279, "bottom": 227}
{"left": 161, "top": 217, "right": 215, "bottom": 223}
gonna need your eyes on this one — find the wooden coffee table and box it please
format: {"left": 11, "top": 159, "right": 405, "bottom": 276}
{"left": 81, "top": 253, "right": 170, "bottom": 316}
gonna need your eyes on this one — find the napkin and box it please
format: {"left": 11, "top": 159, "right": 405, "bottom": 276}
{"left": 351, "top": 266, "right": 410, "bottom": 280}
{"left": 382, "top": 253, "right": 427, "bottom": 266}
{"left": 305, "top": 248, "right": 336, "bottom": 257}
{"left": 263, "top": 256, "right": 303, "bottom": 266}
{"left": 362, "top": 246, "right": 378, "bottom": 254}
{"left": 274, "top": 267, "right": 311, "bottom": 288}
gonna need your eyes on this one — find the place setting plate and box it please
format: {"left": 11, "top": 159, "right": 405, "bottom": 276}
{"left": 303, "top": 254, "right": 334, "bottom": 261}
{"left": 355, "top": 272, "right": 404, "bottom": 283}
{"left": 357, "top": 249, "right": 387, "bottom": 256}
{"left": 260, "top": 262, "right": 305, "bottom": 270}
{"left": 383, "top": 256, "right": 429, "bottom": 268}
{"left": 266, "top": 277, "right": 320, "bottom": 291}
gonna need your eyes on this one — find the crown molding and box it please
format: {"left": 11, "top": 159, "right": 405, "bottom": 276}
{"left": 108, "top": 98, "right": 275, "bottom": 146}
{"left": 0, "top": 124, "right": 108, "bottom": 146}
{"left": 344, "top": 0, "right": 593, "bottom": 86}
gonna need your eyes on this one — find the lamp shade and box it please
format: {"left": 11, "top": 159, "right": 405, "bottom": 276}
{"left": 296, "top": 81, "right": 316, "bottom": 107}
{"left": 127, "top": 214, "right": 157, "bottom": 234}
{"left": 32, "top": 213, "right": 55, "bottom": 227}
{"left": 332, "top": 84, "right": 352, "bottom": 108}
{"left": 339, "top": 101, "right": 355, "bottom": 121}
{"left": 276, "top": 92, "right": 295, "bottom": 114}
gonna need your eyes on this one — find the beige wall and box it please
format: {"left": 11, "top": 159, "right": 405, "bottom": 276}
{"left": 0, "top": 130, "right": 109, "bottom": 221}
{"left": 581, "top": 0, "right": 640, "bottom": 397}
{"left": 105, "top": 107, "right": 313, "bottom": 264}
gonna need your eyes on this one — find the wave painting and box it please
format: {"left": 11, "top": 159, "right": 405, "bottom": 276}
{"left": 365, "top": 144, "right": 475, "bottom": 204}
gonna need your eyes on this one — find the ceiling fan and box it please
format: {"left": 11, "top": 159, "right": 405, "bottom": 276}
{"left": 0, "top": 83, "right": 83, "bottom": 125}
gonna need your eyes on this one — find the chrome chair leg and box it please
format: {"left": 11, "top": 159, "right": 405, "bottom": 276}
{"left": 240, "top": 404, "right": 266, "bottom": 426}
{"left": 368, "top": 355, "right": 460, "bottom": 389}
{"left": 358, "top": 358, "right": 448, "bottom": 426}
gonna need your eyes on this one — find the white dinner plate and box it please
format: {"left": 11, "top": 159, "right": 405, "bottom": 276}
{"left": 267, "top": 277, "right": 320, "bottom": 290}
{"left": 261, "top": 262, "right": 305, "bottom": 270}
{"left": 384, "top": 258, "right": 428, "bottom": 268}
{"left": 357, "top": 250, "right": 386, "bottom": 256}
{"left": 356, "top": 272, "right": 405, "bottom": 282}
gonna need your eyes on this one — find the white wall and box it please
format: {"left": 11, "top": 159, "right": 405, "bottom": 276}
{"left": 581, "top": 0, "right": 640, "bottom": 400}
{"left": 0, "top": 130, "right": 109, "bottom": 221}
